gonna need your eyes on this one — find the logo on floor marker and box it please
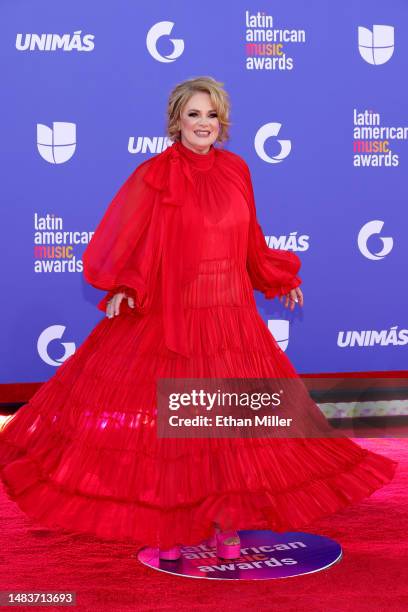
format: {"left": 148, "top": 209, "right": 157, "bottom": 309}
{"left": 137, "top": 530, "right": 342, "bottom": 580}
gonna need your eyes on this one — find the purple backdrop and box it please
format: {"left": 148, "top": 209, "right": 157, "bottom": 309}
{"left": 1, "top": 0, "right": 407, "bottom": 382}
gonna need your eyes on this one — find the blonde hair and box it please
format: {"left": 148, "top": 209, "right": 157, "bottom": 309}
{"left": 166, "top": 76, "right": 231, "bottom": 144}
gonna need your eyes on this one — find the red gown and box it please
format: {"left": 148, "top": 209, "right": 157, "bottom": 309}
{"left": 0, "top": 140, "right": 397, "bottom": 549}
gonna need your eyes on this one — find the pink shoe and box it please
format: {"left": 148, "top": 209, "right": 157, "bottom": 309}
{"left": 158, "top": 545, "right": 181, "bottom": 561}
{"left": 216, "top": 530, "right": 241, "bottom": 560}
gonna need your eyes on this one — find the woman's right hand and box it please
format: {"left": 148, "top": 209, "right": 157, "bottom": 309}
{"left": 106, "top": 291, "right": 135, "bottom": 318}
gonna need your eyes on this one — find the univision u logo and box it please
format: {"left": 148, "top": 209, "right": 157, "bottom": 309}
{"left": 358, "top": 25, "right": 394, "bottom": 65}
{"left": 37, "top": 122, "right": 76, "bottom": 164}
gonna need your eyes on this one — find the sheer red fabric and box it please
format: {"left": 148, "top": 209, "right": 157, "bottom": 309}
{"left": 0, "top": 140, "right": 397, "bottom": 549}
{"left": 82, "top": 139, "right": 302, "bottom": 357}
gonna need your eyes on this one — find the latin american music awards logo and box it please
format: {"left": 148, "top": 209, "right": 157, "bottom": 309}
{"left": 137, "top": 530, "right": 342, "bottom": 580}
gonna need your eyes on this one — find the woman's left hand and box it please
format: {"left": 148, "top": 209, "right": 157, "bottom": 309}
{"left": 279, "top": 286, "right": 304, "bottom": 311}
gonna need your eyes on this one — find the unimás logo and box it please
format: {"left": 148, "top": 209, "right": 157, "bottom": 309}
{"left": 37, "top": 122, "right": 76, "bottom": 164}
{"left": 268, "top": 320, "right": 290, "bottom": 352}
{"left": 37, "top": 325, "right": 76, "bottom": 366}
{"left": 128, "top": 136, "right": 172, "bottom": 154}
{"left": 16, "top": 31, "right": 95, "bottom": 52}
{"left": 146, "top": 21, "right": 184, "bottom": 62}
{"left": 337, "top": 326, "right": 408, "bottom": 348}
{"left": 255, "top": 123, "right": 291, "bottom": 164}
{"left": 358, "top": 25, "right": 394, "bottom": 65}
{"left": 357, "top": 220, "right": 393, "bottom": 260}
{"left": 266, "top": 232, "right": 309, "bottom": 252}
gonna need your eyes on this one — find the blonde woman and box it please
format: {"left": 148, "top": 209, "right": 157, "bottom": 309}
{"left": 0, "top": 77, "right": 397, "bottom": 561}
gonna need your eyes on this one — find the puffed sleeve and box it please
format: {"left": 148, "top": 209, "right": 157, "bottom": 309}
{"left": 242, "top": 159, "right": 302, "bottom": 299}
{"left": 82, "top": 159, "right": 164, "bottom": 316}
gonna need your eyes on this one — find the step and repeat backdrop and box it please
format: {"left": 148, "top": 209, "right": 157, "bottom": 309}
{"left": 1, "top": 0, "right": 407, "bottom": 383}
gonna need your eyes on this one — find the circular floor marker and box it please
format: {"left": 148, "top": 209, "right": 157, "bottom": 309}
{"left": 137, "top": 530, "right": 342, "bottom": 580}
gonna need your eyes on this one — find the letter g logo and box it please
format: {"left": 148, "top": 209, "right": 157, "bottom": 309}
{"left": 146, "top": 21, "right": 184, "bottom": 62}
{"left": 255, "top": 123, "right": 292, "bottom": 164}
{"left": 357, "top": 220, "right": 393, "bottom": 260}
{"left": 37, "top": 325, "right": 76, "bottom": 366}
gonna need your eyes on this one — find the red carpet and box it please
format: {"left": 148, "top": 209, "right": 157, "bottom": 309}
{"left": 0, "top": 438, "right": 406, "bottom": 612}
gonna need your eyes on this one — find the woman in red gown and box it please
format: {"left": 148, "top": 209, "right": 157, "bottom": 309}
{"left": 0, "top": 77, "right": 397, "bottom": 559}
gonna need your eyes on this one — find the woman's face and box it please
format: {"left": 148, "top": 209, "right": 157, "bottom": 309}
{"left": 178, "top": 91, "right": 220, "bottom": 154}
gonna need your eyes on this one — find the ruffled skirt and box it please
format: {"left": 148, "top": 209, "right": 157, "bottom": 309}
{"left": 0, "top": 290, "right": 398, "bottom": 549}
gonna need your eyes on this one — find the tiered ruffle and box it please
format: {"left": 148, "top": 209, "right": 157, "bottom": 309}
{"left": 0, "top": 294, "right": 398, "bottom": 548}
